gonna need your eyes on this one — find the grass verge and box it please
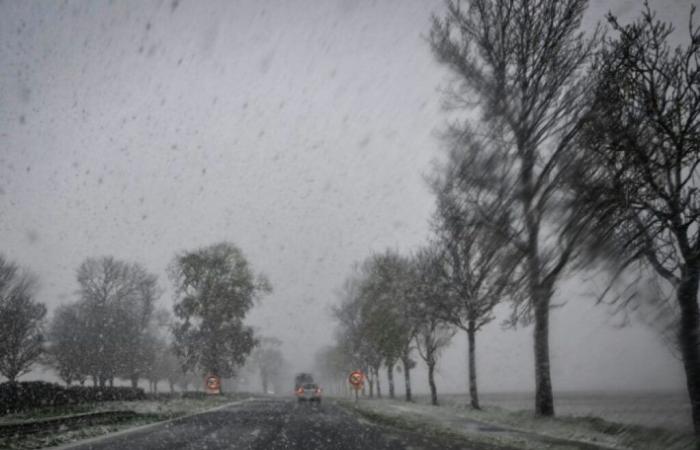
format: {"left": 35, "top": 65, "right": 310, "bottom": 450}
{"left": 452, "top": 404, "right": 696, "bottom": 450}
{"left": 343, "top": 400, "right": 521, "bottom": 450}
{"left": 338, "top": 397, "right": 697, "bottom": 450}
{"left": 0, "top": 394, "right": 248, "bottom": 450}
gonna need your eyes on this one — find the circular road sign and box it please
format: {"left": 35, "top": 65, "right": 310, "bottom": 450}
{"left": 205, "top": 375, "right": 221, "bottom": 394}
{"left": 348, "top": 370, "right": 364, "bottom": 388}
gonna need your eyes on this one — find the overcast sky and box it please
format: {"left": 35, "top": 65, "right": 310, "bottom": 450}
{"left": 0, "top": 0, "right": 696, "bottom": 394}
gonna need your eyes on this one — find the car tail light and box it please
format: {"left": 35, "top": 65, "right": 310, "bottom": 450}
{"left": 296, "top": 387, "right": 304, "bottom": 395}
{"left": 315, "top": 388, "right": 322, "bottom": 395}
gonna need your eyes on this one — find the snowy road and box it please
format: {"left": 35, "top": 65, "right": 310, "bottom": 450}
{"left": 58, "top": 397, "right": 501, "bottom": 450}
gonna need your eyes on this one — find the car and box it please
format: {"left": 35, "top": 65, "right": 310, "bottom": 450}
{"left": 295, "top": 383, "right": 322, "bottom": 403}
{"left": 294, "top": 372, "right": 314, "bottom": 389}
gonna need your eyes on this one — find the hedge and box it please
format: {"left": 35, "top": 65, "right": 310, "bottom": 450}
{"left": 0, "top": 381, "right": 145, "bottom": 415}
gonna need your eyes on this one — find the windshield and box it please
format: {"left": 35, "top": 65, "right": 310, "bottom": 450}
{"left": 0, "top": 1, "right": 697, "bottom": 449}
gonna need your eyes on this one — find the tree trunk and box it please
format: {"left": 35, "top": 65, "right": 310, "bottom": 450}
{"left": 533, "top": 288, "right": 554, "bottom": 416}
{"left": 677, "top": 264, "right": 700, "bottom": 436}
{"left": 261, "top": 374, "right": 268, "bottom": 394}
{"left": 467, "top": 321, "right": 480, "bottom": 410}
{"left": 522, "top": 149, "right": 555, "bottom": 417}
{"left": 131, "top": 375, "right": 139, "bottom": 388}
{"left": 169, "top": 381, "right": 175, "bottom": 394}
{"left": 374, "top": 367, "right": 382, "bottom": 398}
{"left": 402, "top": 357, "right": 412, "bottom": 402}
{"left": 368, "top": 374, "right": 374, "bottom": 398}
{"left": 427, "top": 361, "right": 438, "bottom": 406}
{"left": 109, "top": 378, "right": 114, "bottom": 387}
{"left": 387, "top": 363, "right": 395, "bottom": 399}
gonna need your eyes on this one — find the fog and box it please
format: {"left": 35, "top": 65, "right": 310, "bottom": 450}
{"left": 0, "top": 0, "right": 693, "bottom": 394}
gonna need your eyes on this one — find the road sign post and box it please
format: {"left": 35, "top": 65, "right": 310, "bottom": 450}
{"left": 348, "top": 370, "right": 364, "bottom": 403}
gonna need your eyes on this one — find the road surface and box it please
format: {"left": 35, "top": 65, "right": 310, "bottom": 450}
{"left": 60, "top": 397, "right": 497, "bottom": 450}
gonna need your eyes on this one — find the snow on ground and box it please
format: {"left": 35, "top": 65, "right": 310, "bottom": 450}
{"left": 449, "top": 392, "right": 693, "bottom": 432}
{"left": 0, "top": 395, "right": 253, "bottom": 450}
{"left": 89, "top": 395, "right": 240, "bottom": 417}
{"left": 344, "top": 396, "right": 697, "bottom": 450}
{"left": 0, "top": 395, "right": 240, "bottom": 425}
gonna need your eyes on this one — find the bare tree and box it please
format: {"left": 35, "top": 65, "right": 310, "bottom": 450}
{"left": 575, "top": 3, "right": 700, "bottom": 435}
{"left": 429, "top": 0, "right": 599, "bottom": 416}
{"left": 250, "top": 337, "right": 286, "bottom": 394}
{"left": 139, "top": 309, "right": 179, "bottom": 392}
{"left": 431, "top": 139, "right": 521, "bottom": 409}
{"left": 76, "top": 256, "right": 159, "bottom": 387}
{"left": 46, "top": 303, "right": 88, "bottom": 386}
{"left": 410, "top": 246, "right": 456, "bottom": 406}
{"left": 0, "top": 256, "right": 46, "bottom": 382}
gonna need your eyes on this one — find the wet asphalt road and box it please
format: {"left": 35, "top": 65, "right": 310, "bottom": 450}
{"left": 61, "top": 398, "right": 483, "bottom": 450}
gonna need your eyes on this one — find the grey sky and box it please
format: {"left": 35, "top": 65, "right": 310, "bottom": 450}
{"left": 0, "top": 0, "right": 695, "bottom": 393}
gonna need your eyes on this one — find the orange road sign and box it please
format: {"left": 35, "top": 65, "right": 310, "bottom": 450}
{"left": 205, "top": 375, "right": 221, "bottom": 394}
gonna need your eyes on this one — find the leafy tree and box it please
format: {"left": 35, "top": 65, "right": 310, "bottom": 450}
{"left": 0, "top": 256, "right": 46, "bottom": 382}
{"left": 429, "top": 0, "right": 600, "bottom": 416}
{"left": 576, "top": 3, "right": 700, "bottom": 435}
{"left": 357, "top": 251, "right": 414, "bottom": 399}
{"left": 333, "top": 254, "right": 421, "bottom": 401}
{"left": 170, "top": 242, "right": 271, "bottom": 382}
{"left": 332, "top": 271, "right": 380, "bottom": 397}
{"left": 314, "top": 344, "right": 356, "bottom": 396}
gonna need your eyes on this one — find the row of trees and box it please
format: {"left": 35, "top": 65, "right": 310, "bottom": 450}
{"left": 48, "top": 256, "right": 161, "bottom": 387}
{"left": 323, "top": 0, "right": 700, "bottom": 437}
{"left": 0, "top": 242, "right": 276, "bottom": 394}
{"left": 317, "top": 248, "right": 452, "bottom": 406}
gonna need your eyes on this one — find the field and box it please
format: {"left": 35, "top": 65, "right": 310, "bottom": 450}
{"left": 423, "top": 391, "right": 693, "bottom": 432}
{"left": 347, "top": 393, "right": 697, "bottom": 450}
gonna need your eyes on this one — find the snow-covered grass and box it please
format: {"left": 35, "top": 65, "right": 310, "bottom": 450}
{"left": 88, "top": 394, "right": 241, "bottom": 417}
{"left": 340, "top": 396, "right": 697, "bottom": 450}
{"left": 0, "top": 394, "right": 250, "bottom": 450}
{"left": 0, "top": 394, "right": 241, "bottom": 425}
{"left": 2, "top": 414, "right": 163, "bottom": 450}
{"left": 429, "top": 392, "right": 692, "bottom": 432}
